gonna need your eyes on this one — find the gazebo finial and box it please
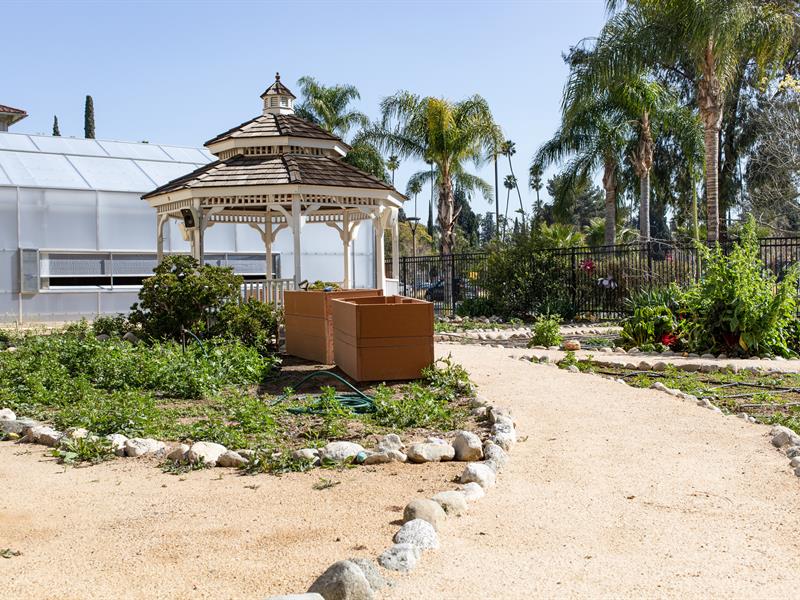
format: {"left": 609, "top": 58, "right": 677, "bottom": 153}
{"left": 260, "top": 71, "right": 296, "bottom": 115}
{"left": 275, "top": 72, "right": 280, "bottom": 82}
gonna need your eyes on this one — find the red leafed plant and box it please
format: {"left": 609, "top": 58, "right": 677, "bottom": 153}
{"left": 661, "top": 332, "right": 678, "bottom": 348}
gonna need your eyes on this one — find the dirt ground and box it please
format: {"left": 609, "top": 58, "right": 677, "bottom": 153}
{"left": 3, "top": 344, "right": 800, "bottom": 599}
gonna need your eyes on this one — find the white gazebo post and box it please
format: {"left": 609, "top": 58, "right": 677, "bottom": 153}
{"left": 391, "top": 208, "right": 400, "bottom": 282}
{"left": 326, "top": 211, "right": 362, "bottom": 289}
{"left": 156, "top": 213, "right": 168, "bottom": 262}
{"left": 373, "top": 207, "right": 391, "bottom": 291}
{"left": 291, "top": 199, "right": 302, "bottom": 286}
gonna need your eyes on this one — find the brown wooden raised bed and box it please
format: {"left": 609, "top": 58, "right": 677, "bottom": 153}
{"left": 283, "top": 289, "right": 383, "bottom": 364}
{"left": 331, "top": 295, "right": 434, "bottom": 382}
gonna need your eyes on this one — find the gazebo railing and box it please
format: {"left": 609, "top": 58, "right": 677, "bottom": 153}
{"left": 241, "top": 278, "right": 295, "bottom": 306}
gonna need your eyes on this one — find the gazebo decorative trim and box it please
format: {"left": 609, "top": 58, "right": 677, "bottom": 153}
{"left": 141, "top": 73, "right": 405, "bottom": 292}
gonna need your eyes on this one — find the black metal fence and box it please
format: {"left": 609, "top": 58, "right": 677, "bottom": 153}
{"left": 387, "top": 237, "right": 800, "bottom": 317}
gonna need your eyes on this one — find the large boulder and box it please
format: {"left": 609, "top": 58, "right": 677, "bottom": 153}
{"left": 378, "top": 543, "right": 421, "bottom": 572}
{"left": 460, "top": 463, "right": 496, "bottom": 488}
{"left": 187, "top": 441, "right": 228, "bottom": 466}
{"left": 393, "top": 519, "right": 439, "bottom": 550}
{"left": 405, "top": 442, "right": 455, "bottom": 463}
{"left": 452, "top": 431, "right": 483, "bottom": 461}
{"left": 307, "top": 560, "right": 374, "bottom": 600}
{"left": 319, "top": 441, "right": 365, "bottom": 463}
{"left": 403, "top": 499, "right": 446, "bottom": 530}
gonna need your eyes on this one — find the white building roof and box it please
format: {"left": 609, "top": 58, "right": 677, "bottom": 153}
{"left": 0, "top": 132, "right": 212, "bottom": 192}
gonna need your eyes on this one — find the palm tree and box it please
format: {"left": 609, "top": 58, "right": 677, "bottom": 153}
{"left": 387, "top": 155, "right": 400, "bottom": 185}
{"left": 406, "top": 179, "right": 423, "bottom": 257}
{"left": 591, "top": 0, "right": 796, "bottom": 242}
{"left": 528, "top": 163, "right": 543, "bottom": 218}
{"left": 583, "top": 217, "right": 637, "bottom": 246}
{"left": 501, "top": 140, "right": 526, "bottom": 224}
{"left": 367, "top": 92, "right": 502, "bottom": 255}
{"left": 534, "top": 94, "right": 630, "bottom": 245}
{"left": 537, "top": 222, "right": 586, "bottom": 248}
{"left": 503, "top": 174, "right": 516, "bottom": 237}
{"left": 294, "top": 76, "right": 369, "bottom": 138}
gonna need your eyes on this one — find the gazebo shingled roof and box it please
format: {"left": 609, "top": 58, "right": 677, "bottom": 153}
{"left": 141, "top": 73, "right": 404, "bottom": 292}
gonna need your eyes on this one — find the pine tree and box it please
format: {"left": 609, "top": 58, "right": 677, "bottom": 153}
{"left": 84, "top": 95, "right": 95, "bottom": 139}
{"left": 52, "top": 116, "right": 61, "bottom": 136}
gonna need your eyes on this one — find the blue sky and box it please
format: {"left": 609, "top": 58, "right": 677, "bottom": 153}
{"left": 3, "top": 0, "right": 608, "bottom": 218}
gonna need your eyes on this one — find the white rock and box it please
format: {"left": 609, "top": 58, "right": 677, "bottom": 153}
{"left": 567, "top": 365, "right": 580, "bottom": 373}
{"left": 266, "top": 595, "right": 324, "bottom": 600}
{"left": 406, "top": 442, "right": 455, "bottom": 463}
{"left": 487, "top": 406, "right": 514, "bottom": 426}
{"left": 27, "top": 425, "right": 63, "bottom": 447}
{"left": 378, "top": 543, "right": 421, "bottom": 572}
{"left": 491, "top": 417, "right": 516, "bottom": 450}
{"left": 771, "top": 425, "right": 800, "bottom": 448}
{"left": 403, "top": 498, "right": 446, "bottom": 530}
{"left": 307, "top": 560, "right": 374, "bottom": 600}
{"left": 0, "top": 408, "right": 16, "bottom": 421}
{"left": 217, "top": 450, "right": 248, "bottom": 468}
{"left": 187, "top": 441, "right": 228, "bottom": 466}
{"left": 376, "top": 433, "right": 404, "bottom": 452}
{"left": 318, "top": 441, "right": 365, "bottom": 463}
{"left": 460, "top": 482, "right": 486, "bottom": 501}
{"left": 166, "top": 443, "right": 190, "bottom": 462}
{"left": 66, "top": 427, "right": 90, "bottom": 440}
{"left": 364, "top": 449, "right": 406, "bottom": 465}
{"left": 785, "top": 446, "right": 800, "bottom": 459}
{"left": 483, "top": 441, "right": 508, "bottom": 471}
{"left": 431, "top": 490, "right": 468, "bottom": 516}
{"left": 124, "top": 437, "right": 167, "bottom": 458}
{"left": 460, "top": 463, "right": 497, "bottom": 488}
{"left": 106, "top": 433, "right": 128, "bottom": 457}
{"left": 452, "top": 431, "right": 483, "bottom": 461}
{"left": 393, "top": 518, "right": 439, "bottom": 550}
{"left": 790, "top": 456, "right": 800, "bottom": 469}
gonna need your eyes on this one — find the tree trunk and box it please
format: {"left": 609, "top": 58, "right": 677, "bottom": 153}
{"left": 698, "top": 41, "right": 724, "bottom": 243}
{"left": 602, "top": 161, "right": 617, "bottom": 245}
{"left": 632, "top": 111, "right": 653, "bottom": 241}
{"left": 438, "top": 174, "right": 455, "bottom": 255}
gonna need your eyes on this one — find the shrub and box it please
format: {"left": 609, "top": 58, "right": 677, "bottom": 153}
{"left": 456, "top": 297, "right": 501, "bottom": 318}
{"left": 214, "top": 299, "right": 281, "bottom": 355}
{"left": 529, "top": 314, "right": 562, "bottom": 347}
{"left": 92, "top": 314, "right": 135, "bottom": 338}
{"left": 620, "top": 305, "right": 677, "bottom": 348}
{"left": 129, "top": 255, "right": 243, "bottom": 341}
{"left": 53, "top": 389, "right": 160, "bottom": 437}
{"left": 681, "top": 218, "right": 798, "bottom": 356}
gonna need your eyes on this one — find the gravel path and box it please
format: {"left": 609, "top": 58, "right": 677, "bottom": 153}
{"left": 385, "top": 344, "right": 800, "bottom": 599}
{"left": 2, "top": 343, "right": 799, "bottom": 599}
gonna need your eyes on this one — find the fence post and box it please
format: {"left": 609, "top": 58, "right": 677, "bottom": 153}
{"left": 401, "top": 256, "right": 407, "bottom": 296}
{"left": 570, "top": 249, "right": 577, "bottom": 315}
{"left": 647, "top": 240, "right": 653, "bottom": 289}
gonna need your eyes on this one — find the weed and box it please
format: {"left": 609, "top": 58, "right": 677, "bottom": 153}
{"left": 313, "top": 477, "right": 340, "bottom": 490}
{"left": 1, "top": 548, "right": 22, "bottom": 559}
{"left": 528, "top": 314, "right": 562, "bottom": 347}
{"left": 239, "top": 448, "right": 316, "bottom": 475}
{"left": 51, "top": 436, "right": 115, "bottom": 466}
{"left": 160, "top": 457, "right": 209, "bottom": 475}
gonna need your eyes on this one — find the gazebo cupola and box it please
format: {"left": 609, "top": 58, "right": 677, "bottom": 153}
{"left": 142, "top": 72, "right": 406, "bottom": 294}
{"left": 261, "top": 73, "right": 296, "bottom": 115}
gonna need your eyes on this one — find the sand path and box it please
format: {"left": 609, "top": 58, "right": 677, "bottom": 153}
{"left": 2, "top": 343, "right": 800, "bottom": 598}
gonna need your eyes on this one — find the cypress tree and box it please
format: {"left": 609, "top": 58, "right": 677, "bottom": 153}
{"left": 52, "top": 115, "right": 61, "bottom": 136}
{"left": 84, "top": 95, "right": 95, "bottom": 139}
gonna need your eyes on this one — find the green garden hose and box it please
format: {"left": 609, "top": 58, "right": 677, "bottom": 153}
{"left": 274, "top": 370, "right": 375, "bottom": 414}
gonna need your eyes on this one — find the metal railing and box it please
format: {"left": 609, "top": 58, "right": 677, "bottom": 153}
{"left": 389, "top": 237, "right": 800, "bottom": 317}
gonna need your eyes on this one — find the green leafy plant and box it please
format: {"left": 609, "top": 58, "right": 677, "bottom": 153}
{"left": 213, "top": 299, "right": 281, "bottom": 355}
{"left": 129, "top": 255, "right": 243, "bottom": 341}
{"left": 51, "top": 436, "right": 115, "bottom": 465}
{"left": 528, "top": 314, "right": 562, "bottom": 347}
{"left": 92, "top": 314, "right": 135, "bottom": 338}
{"left": 239, "top": 448, "right": 316, "bottom": 475}
{"left": 682, "top": 218, "right": 799, "bottom": 356}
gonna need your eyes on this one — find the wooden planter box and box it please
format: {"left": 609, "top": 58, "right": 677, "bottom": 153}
{"left": 331, "top": 295, "right": 434, "bottom": 382}
{"left": 283, "top": 289, "right": 383, "bottom": 364}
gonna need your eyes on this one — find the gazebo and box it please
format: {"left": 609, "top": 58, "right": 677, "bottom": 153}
{"left": 142, "top": 73, "right": 405, "bottom": 298}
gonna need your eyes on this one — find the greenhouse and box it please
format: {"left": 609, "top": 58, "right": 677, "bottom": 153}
{"left": 0, "top": 121, "right": 384, "bottom": 323}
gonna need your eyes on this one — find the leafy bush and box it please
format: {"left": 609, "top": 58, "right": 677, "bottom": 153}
{"left": 681, "top": 219, "right": 798, "bottom": 356}
{"left": 528, "top": 314, "right": 562, "bottom": 347}
{"left": 213, "top": 298, "right": 281, "bottom": 355}
{"left": 53, "top": 389, "right": 159, "bottom": 437}
{"left": 620, "top": 305, "right": 677, "bottom": 348}
{"left": 456, "top": 297, "right": 501, "bottom": 318}
{"left": 129, "top": 255, "right": 243, "bottom": 341}
{"left": 92, "top": 314, "right": 135, "bottom": 338}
